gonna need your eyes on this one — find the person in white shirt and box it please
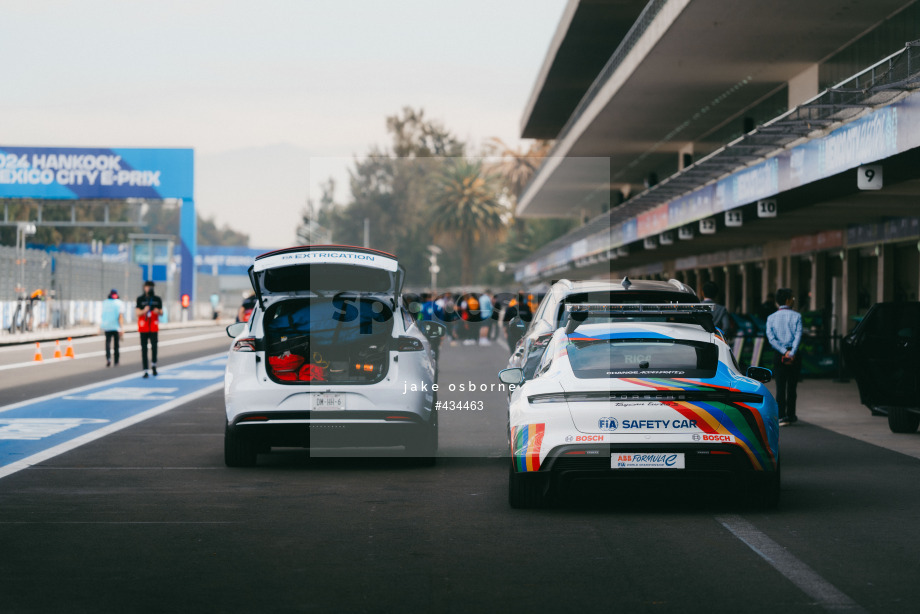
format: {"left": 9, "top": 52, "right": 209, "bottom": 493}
{"left": 100, "top": 289, "right": 125, "bottom": 367}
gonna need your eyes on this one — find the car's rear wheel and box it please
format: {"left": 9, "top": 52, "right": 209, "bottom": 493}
{"left": 888, "top": 407, "right": 920, "bottom": 433}
{"left": 224, "top": 423, "right": 257, "bottom": 467}
{"left": 748, "top": 462, "right": 780, "bottom": 509}
{"left": 508, "top": 460, "right": 547, "bottom": 509}
{"left": 405, "top": 419, "right": 438, "bottom": 466}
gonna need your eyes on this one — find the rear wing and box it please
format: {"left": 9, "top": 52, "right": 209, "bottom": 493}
{"left": 564, "top": 303, "right": 715, "bottom": 334}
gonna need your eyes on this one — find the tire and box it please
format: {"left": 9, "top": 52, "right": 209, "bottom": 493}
{"left": 888, "top": 407, "right": 920, "bottom": 433}
{"left": 224, "top": 423, "right": 257, "bottom": 467}
{"left": 508, "top": 461, "right": 547, "bottom": 509}
{"left": 406, "top": 422, "right": 438, "bottom": 466}
{"left": 749, "top": 462, "right": 781, "bottom": 509}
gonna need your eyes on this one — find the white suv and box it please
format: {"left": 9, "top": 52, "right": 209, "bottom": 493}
{"left": 508, "top": 277, "right": 699, "bottom": 379}
{"left": 223, "top": 246, "right": 444, "bottom": 466}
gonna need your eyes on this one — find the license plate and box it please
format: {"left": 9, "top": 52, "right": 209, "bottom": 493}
{"left": 611, "top": 453, "right": 685, "bottom": 469}
{"left": 313, "top": 393, "right": 344, "bottom": 410}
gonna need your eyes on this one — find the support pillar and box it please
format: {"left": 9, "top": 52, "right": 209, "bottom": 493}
{"left": 878, "top": 244, "right": 894, "bottom": 302}
{"left": 811, "top": 252, "right": 827, "bottom": 311}
{"left": 740, "top": 263, "right": 752, "bottom": 314}
{"left": 841, "top": 249, "right": 858, "bottom": 335}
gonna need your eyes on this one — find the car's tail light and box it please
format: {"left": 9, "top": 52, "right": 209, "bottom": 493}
{"left": 232, "top": 337, "right": 257, "bottom": 352}
{"left": 528, "top": 393, "right": 567, "bottom": 404}
{"left": 527, "top": 391, "right": 764, "bottom": 404}
{"left": 395, "top": 336, "right": 424, "bottom": 352}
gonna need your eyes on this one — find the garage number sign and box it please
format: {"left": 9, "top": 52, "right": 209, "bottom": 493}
{"left": 857, "top": 165, "right": 883, "bottom": 190}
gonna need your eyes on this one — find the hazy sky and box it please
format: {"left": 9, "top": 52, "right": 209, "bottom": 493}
{"left": 1, "top": 0, "right": 567, "bottom": 248}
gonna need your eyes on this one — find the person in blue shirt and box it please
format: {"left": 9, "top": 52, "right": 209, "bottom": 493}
{"left": 766, "top": 288, "right": 803, "bottom": 425}
{"left": 478, "top": 290, "right": 494, "bottom": 346}
{"left": 100, "top": 289, "right": 125, "bottom": 367}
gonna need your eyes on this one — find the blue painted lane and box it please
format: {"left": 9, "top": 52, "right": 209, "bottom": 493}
{"left": 0, "top": 353, "right": 226, "bottom": 478}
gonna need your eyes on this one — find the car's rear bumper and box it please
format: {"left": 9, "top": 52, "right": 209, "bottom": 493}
{"left": 520, "top": 443, "right": 776, "bottom": 489}
{"left": 229, "top": 410, "right": 432, "bottom": 448}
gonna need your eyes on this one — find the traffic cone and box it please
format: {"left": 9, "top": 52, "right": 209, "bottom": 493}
{"left": 64, "top": 337, "right": 75, "bottom": 359}
{"left": 33, "top": 342, "right": 43, "bottom": 362}
{"left": 53, "top": 340, "right": 62, "bottom": 359}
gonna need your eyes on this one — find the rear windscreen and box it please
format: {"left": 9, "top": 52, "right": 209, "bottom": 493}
{"left": 567, "top": 338, "right": 718, "bottom": 379}
{"left": 263, "top": 264, "right": 393, "bottom": 293}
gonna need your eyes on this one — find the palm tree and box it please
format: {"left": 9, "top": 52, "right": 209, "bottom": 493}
{"left": 485, "top": 137, "right": 553, "bottom": 209}
{"left": 429, "top": 158, "right": 507, "bottom": 286}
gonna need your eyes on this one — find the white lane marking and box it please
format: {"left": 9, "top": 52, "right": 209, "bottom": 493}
{"left": 0, "top": 332, "right": 229, "bottom": 371}
{"left": 717, "top": 515, "right": 867, "bottom": 613}
{"left": 62, "top": 387, "right": 178, "bottom": 401}
{"left": 0, "top": 381, "right": 223, "bottom": 481}
{"left": 0, "top": 418, "right": 109, "bottom": 440}
{"left": 0, "top": 351, "right": 227, "bottom": 416}
{"left": 155, "top": 369, "right": 225, "bottom": 380}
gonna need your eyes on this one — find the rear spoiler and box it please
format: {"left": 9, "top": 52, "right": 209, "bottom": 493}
{"left": 564, "top": 303, "right": 715, "bottom": 335}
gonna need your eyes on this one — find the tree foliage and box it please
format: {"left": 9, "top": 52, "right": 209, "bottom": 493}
{"left": 429, "top": 158, "right": 507, "bottom": 286}
{"left": 303, "top": 107, "right": 484, "bottom": 288}
{"left": 296, "top": 107, "right": 575, "bottom": 289}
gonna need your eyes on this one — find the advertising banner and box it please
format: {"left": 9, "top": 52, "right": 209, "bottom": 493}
{"left": 0, "top": 147, "right": 193, "bottom": 201}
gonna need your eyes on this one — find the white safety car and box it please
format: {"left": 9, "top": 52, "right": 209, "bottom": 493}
{"left": 223, "top": 245, "right": 444, "bottom": 466}
{"left": 498, "top": 303, "right": 780, "bottom": 508}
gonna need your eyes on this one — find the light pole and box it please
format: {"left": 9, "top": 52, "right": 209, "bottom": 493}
{"left": 427, "top": 245, "right": 442, "bottom": 295}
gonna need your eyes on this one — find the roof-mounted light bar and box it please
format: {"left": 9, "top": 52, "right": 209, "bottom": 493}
{"left": 566, "top": 303, "right": 714, "bottom": 314}
{"left": 564, "top": 303, "right": 715, "bottom": 334}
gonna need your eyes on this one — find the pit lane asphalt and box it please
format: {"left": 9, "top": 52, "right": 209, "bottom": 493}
{"left": 1, "top": 335, "right": 920, "bottom": 613}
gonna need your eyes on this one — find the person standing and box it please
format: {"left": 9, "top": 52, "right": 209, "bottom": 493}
{"left": 478, "top": 289, "right": 493, "bottom": 346}
{"left": 210, "top": 293, "right": 221, "bottom": 320}
{"left": 100, "top": 289, "right": 125, "bottom": 367}
{"left": 136, "top": 280, "right": 163, "bottom": 378}
{"left": 766, "top": 288, "right": 803, "bottom": 425}
{"left": 237, "top": 292, "right": 256, "bottom": 323}
{"left": 701, "top": 281, "right": 731, "bottom": 335}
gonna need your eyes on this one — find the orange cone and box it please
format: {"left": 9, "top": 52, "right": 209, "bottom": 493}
{"left": 33, "top": 342, "right": 43, "bottom": 362}
{"left": 64, "top": 337, "right": 75, "bottom": 359}
{"left": 53, "top": 340, "right": 62, "bottom": 359}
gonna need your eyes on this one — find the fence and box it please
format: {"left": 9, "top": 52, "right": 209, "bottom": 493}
{"left": 0, "top": 245, "right": 220, "bottom": 334}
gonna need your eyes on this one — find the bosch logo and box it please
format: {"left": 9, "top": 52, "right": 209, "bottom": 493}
{"left": 692, "top": 434, "right": 701, "bottom": 441}
{"left": 702, "top": 434, "right": 732, "bottom": 442}
{"left": 598, "top": 417, "right": 618, "bottom": 430}
{"left": 576, "top": 435, "right": 604, "bottom": 442}
{"left": 565, "top": 435, "right": 574, "bottom": 442}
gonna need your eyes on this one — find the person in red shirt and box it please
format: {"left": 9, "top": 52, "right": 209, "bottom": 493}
{"left": 136, "top": 280, "right": 163, "bottom": 378}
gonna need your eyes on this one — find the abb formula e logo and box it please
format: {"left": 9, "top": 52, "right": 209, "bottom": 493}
{"left": 692, "top": 433, "right": 734, "bottom": 442}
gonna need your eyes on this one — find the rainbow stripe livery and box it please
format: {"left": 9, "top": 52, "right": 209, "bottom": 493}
{"left": 512, "top": 423, "right": 545, "bottom": 472}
